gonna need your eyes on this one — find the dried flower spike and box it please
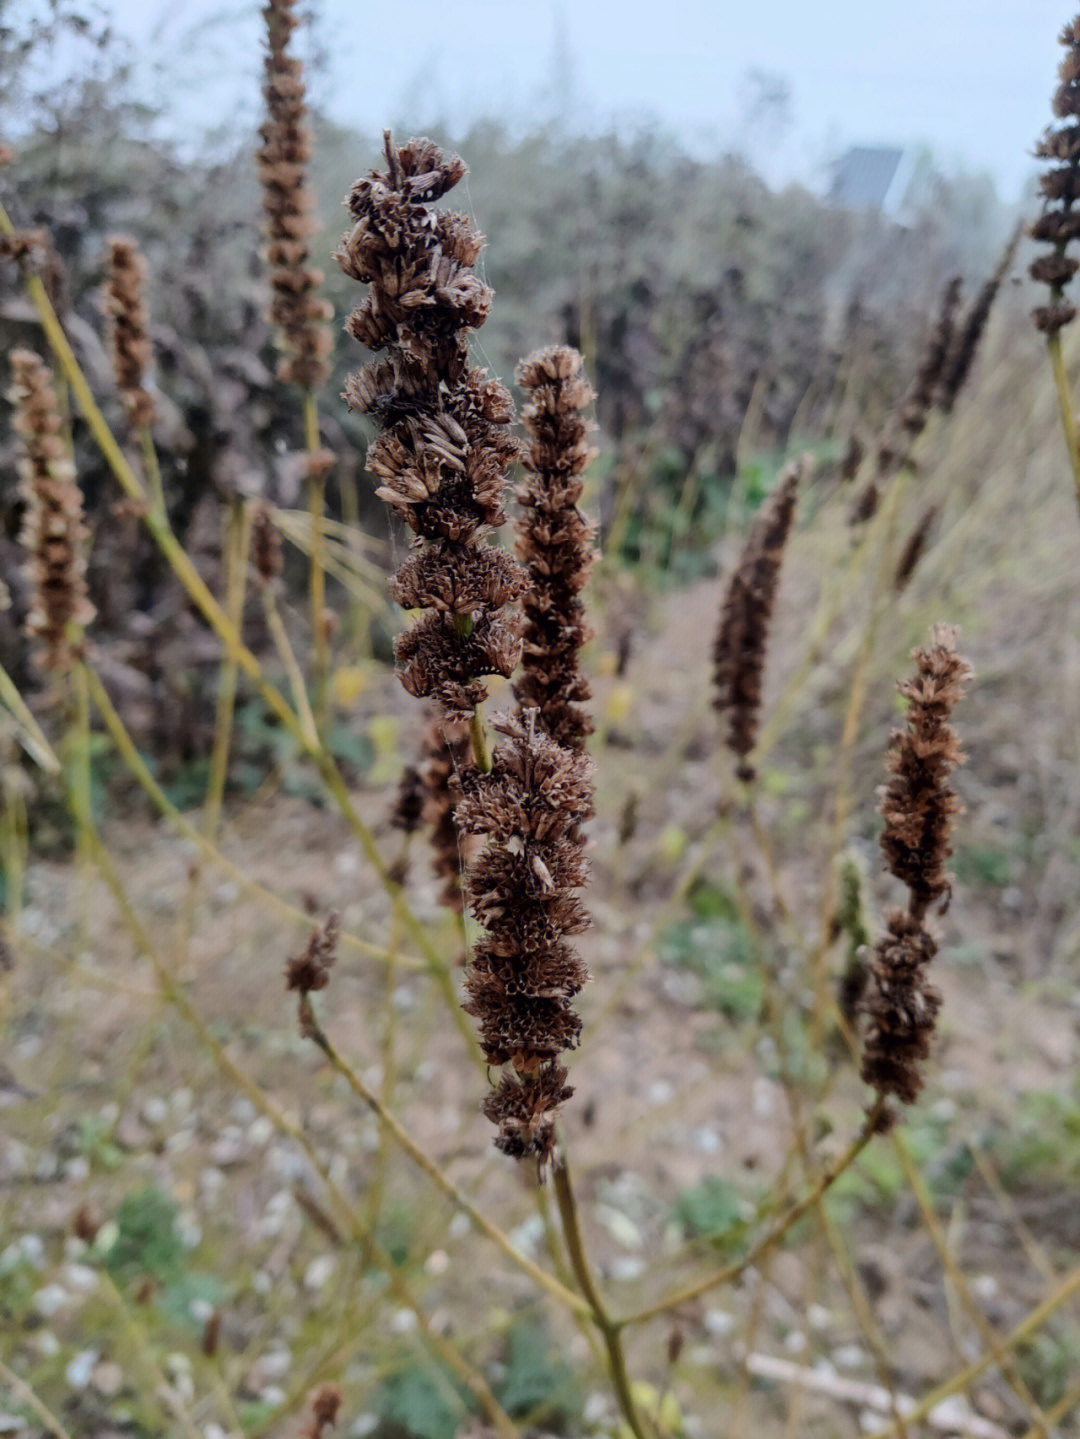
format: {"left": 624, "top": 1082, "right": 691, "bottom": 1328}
{"left": 251, "top": 501, "right": 284, "bottom": 588}
{"left": 860, "top": 625, "right": 973, "bottom": 1104}
{"left": 514, "top": 345, "right": 599, "bottom": 755}
{"left": 712, "top": 456, "right": 806, "bottom": 781}
{"left": 301, "top": 1382, "right": 343, "bottom": 1439}
{"left": 1031, "top": 17, "right": 1080, "bottom": 333}
{"left": 256, "top": 0, "right": 333, "bottom": 388}
{"left": 286, "top": 912, "right": 340, "bottom": 994}
{"left": 337, "top": 132, "right": 527, "bottom": 723}
{"left": 105, "top": 235, "right": 156, "bottom": 430}
{"left": 9, "top": 349, "right": 94, "bottom": 671}
{"left": 455, "top": 711, "right": 594, "bottom": 1168}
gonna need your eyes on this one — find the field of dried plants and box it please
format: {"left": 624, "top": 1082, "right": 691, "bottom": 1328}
{"left": 3, "top": 6, "right": 1080, "bottom": 1439}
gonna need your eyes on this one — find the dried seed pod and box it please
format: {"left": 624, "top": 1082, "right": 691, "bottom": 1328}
{"left": 1030, "top": 18, "right": 1080, "bottom": 333}
{"left": 336, "top": 132, "right": 527, "bottom": 725}
{"left": 105, "top": 235, "right": 156, "bottom": 429}
{"left": 256, "top": 0, "right": 333, "bottom": 388}
{"left": 712, "top": 456, "right": 806, "bottom": 781}
{"left": 455, "top": 711, "right": 594, "bottom": 1168}
{"left": 514, "top": 345, "right": 598, "bottom": 756}
{"left": 9, "top": 349, "right": 95, "bottom": 672}
{"left": 860, "top": 625, "right": 972, "bottom": 1104}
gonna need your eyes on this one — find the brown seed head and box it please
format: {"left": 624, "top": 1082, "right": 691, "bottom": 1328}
{"left": 337, "top": 132, "right": 526, "bottom": 723}
{"left": 860, "top": 624, "right": 972, "bottom": 1105}
{"left": 105, "top": 234, "right": 156, "bottom": 430}
{"left": 514, "top": 345, "right": 599, "bottom": 757}
{"left": 9, "top": 349, "right": 95, "bottom": 671}
{"left": 256, "top": 0, "right": 332, "bottom": 388}
{"left": 285, "top": 912, "right": 340, "bottom": 994}
{"left": 712, "top": 456, "right": 806, "bottom": 780}
{"left": 251, "top": 501, "right": 284, "bottom": 588}
{"left": 1030, "top": 16, "right": 1080, "bottom": 332}
{"left": 301, "top": 1382, "right": 344, "bottom": 1439}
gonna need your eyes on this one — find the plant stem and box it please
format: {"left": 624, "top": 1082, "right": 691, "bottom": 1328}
{"left": 262, "top": 584, "right": 320, "bottom": 749}
{"left": 0, "top": 659, "right": 61, "bottom": 772}
{"left": 468, "top": 706, "right": 492, "bottom": 773}
{"left": 71, "top": 812, "right": 518, "bottom": 1439}
{"left": 83, "top": 662, "right": 415, "bottom": 970}
{"left": 619, "top": 1096, "right": 886, "bottom": 1327}
{"left": 304, "top": 389, "right": 330, "bottom": 719}
{"left": 0, "top": 1357, "right": 74, "bottom": 1439}
{"left": 552, "top": 1155, "right": 657, "bottom": 1439}
{"left": 305, "top": 1013, "right": 591, "bottom": 1319}
{"left": 1047, "top": 331, "right": 1080, "bottom": 518}
{"left": 205, "top": 495, "right": 253, "bottom": 838}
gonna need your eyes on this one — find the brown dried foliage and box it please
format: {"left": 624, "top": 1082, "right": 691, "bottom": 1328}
{"left": 256, "top": 0, "right": 332, "bottom": 388}
{"left": 337, "top": 133, "right": 527, "bottom": 721}
{"left": 1031, "top": 17, "right": 1080, "bottom": 333}
{"left": 105, "top": 235, "right": 156, "bottom": 429}
{"left": 9, "top": 349, "right": 95, "bottom": 672}
{"left": 251, "top": 501, "right": 284, "bottom": 588}
{"left": 860, "top": 626, "right": 973, "bottom": 1104}
{"left": 712, "top": 457, "right": 804, "bottom": 782}
{"left": 514, "top": 345, "right": 599, "bottom": 754}
{"left": 892, "top": 504, "right": 939, "bottom": 592}
{"left": 455, "top": 712, "right": 594, "bottom": 1166}
{"left": 420, "top": 713, "right": 475, "bottom": 912}
{"left": 285, "top": 912, "right": 340, "bottom": 994}
{"left": 300, "top": 1383, "right": 343, "bottom": 1439}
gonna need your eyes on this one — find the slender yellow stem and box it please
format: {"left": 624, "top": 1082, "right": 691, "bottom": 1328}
{"left": 553, "top": 1156, "right": 658, "bottom": 1439}
{"left": 97, "top": 1270, "right": 204, "bottom": 1439}
{"left": 205, "top": 496, "right": 253, "bottom": 838}
{"left": 305, "top": 1014, "right": 591, "bottom": 1319}
{"left": 304, "top": 389, "right": 330, "bottom": 716}
{"left": 262, "top": 586, "right": 319, "bottom": 749}
{"left": 620, "top": 1096, "right": 886, "bottom": 1327}
{"left": 1047, "top": 331, "right": 1080, "bottom": 518}
{"left": 892, "top": 1131, "right": 1050, "bottom": 1436}
{"left": 0, "top": 659, "right": 61, "bottom": 772}
{"left": 0, "top": 1357, "right": 74, "bottom": 1439}
{"left": 861, "top": 1267, "right": 1080, "bottom": 1439}
{"left": 468, "top": 706, "right": 492, "bottom": 773}
{"left": 137, "top": 424, "right": 167, "bottom": 518}
{"left": 74, "top": 815, "right": 517, "bottom": 1439}
{"left": 82, "top": 662, "right": 416, "bottom": 970}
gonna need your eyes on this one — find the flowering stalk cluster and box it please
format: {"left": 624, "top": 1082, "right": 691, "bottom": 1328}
{"left": 256, "top": 0, "right": 333, "bottom": 389}
{"left": 105, "top": 235, "right": 156, "bottom": 430}
{"left": 454, "top": 712, "right": 594, "bottom": 1166}
{"left": 9, "top": 349, "right": 95, "bottom": 672}
{"left": 860, "top": 625, "right": 972, "bottom": 1105}
{"left": 514, "top": 346, "right": 598, "bottom": 753}
{"left": 1031, "top": 16, "right": 1080, "bottom": 333}
{"left": 712, "top": 456, "right": 805, "bottom": 782}
{"left": 336, "top": 133, "right": 527, "bottom": 723}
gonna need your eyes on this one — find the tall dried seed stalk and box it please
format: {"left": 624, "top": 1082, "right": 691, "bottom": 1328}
{"left": 337, "top": 133, "right": 527, "bottom": 722}
{"left": 1030, "top": 16, "right": 1080, "bottom": 333}
{"left": 455, "top": 711, "right": 594, "bottom": 1168}
{"left": 514, "top": 345, "right": 599, "bottom": 754}
{"left": 712, "top": 456, "right": 805, "bottom": 782}
{"left": 860, "top": 625, "right": 973, "bottom": 1105}
{"left": 256, "top": 0, "right": 333, "bottom": 388}
{"left": 105, "top": 235, "right": 156, "bottom": 429}
{"left": 9, "top": 349, "right": 95, "bottom": 672}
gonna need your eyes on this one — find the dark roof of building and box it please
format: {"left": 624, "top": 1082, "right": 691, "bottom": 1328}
{"left": 828, "top": 146, "right": 905, "bottom": 210}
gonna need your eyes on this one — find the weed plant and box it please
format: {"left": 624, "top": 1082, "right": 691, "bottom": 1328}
{"left": 2, "top": 7, "right": 1080, "bottom": 1439}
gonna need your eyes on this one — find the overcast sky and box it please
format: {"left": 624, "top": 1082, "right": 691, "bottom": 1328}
{"left": 69, "top": 0, "right": 1075, "bottom": 198}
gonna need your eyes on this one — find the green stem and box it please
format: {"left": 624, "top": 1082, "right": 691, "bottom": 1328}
{"left": 552, "top": 1156, "right": 657, "bottom": 1439}
{"left": 1047, "top": 331, "right": 1080, "bottom": 519}
{"left": 0, "top": 659, "right": 61, "bottom": 772}
{"left": 137, "top": 424, "right": 167, "bottom": 519}
{"left": 262, "top": 585, "right": 320, "bottom": 750}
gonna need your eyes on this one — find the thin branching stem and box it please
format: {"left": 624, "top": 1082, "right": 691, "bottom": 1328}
{"left": 1046, "top": 331, "right": 1080, "bottom": 519}
{"left": 205, "top": 495, "right": 253, "bottom": 837}
{"left": 0, "top": 1358, "right": 74, "bottom": 1439}
{"left": 303, "top": 1013, "right": 591, "bottom": 1319}
{"left": 553, "top": 1155, "right": 658, "bottom": 1439}
{"left": 304, "top": 388, "right": 330, "bottom": 715}
{"left": 619, "top": 1096, "right": 886, "bottom": 1327}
